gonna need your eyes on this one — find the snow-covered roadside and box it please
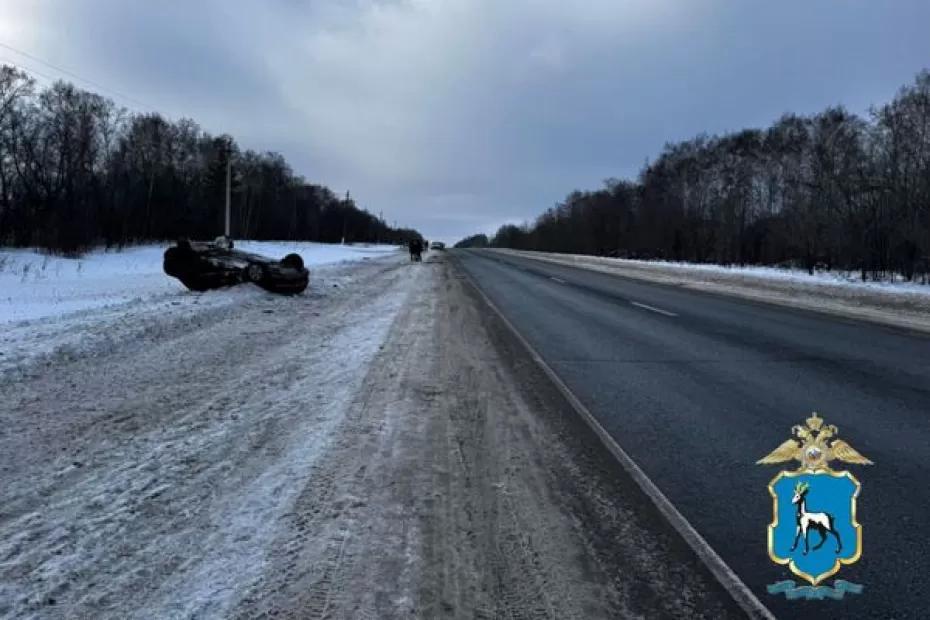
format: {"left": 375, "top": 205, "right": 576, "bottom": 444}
{"left": 494, "top": 249, "right": 930, "bottom": 333}
{"left": 0, "top": 242, "right": 400, "bottom": 377}
{"left": 0, "top": 255, "right": 411, "bottom": 619}
{"left": 0, "top": 242, "right": 399, "bottom": 324}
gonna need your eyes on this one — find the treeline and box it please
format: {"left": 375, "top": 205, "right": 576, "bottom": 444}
{"left": 487, "top": 70, "right": 930, "bottom": 282}
{"left": 0, "top": 65, "right": 419, "bottom": 255}
{"left": 453, "top": 233, "right": 489, "bottom": 248}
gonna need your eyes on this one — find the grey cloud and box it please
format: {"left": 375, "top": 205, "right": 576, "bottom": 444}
{"left": 5, "top": 0, "right": 930, "bottom": 242}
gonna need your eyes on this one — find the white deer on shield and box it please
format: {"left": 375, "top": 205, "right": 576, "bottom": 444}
{"left": 790, "top": 481, "right": 842, "bottom": 555}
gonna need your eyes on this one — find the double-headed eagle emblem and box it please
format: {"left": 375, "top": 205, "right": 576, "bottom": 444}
{"left": 757, "top": 412, "right": 872, "bottom": 472}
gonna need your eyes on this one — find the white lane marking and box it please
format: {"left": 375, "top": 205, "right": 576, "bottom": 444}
{"left": 455, "top": 263, "right": 775, "bottom": 620}
{"left": 550, "top": 277, "right": 566, "bottom": 284}
{"left": 631, "top": 301, "right": 677, "bottom": 317}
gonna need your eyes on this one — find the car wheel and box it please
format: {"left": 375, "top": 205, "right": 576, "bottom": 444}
{"left": 245, "top": 263, "right": 266, "bottom": 283}
{"left": 281, "top": 253, "right": 304, "bottom": 270}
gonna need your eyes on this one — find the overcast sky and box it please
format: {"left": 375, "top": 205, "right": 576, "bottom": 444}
{"left": 2, "top": 1, "right": 929, "bottom": 242}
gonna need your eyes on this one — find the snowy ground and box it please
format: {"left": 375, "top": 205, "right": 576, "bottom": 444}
{"left": 0, "top": 251, "right": 739, "bottom": 619}
{"left": 0, "top": 255, "right": 410, "bottom": 619}
{"left": 495, "top": 249, "right": 930, "bottom": 333}
{"left": 0, "top": 242, "right": 399, "bottom": 377}
{"left": 0, "top": 242, "right": 399, "bottom": 324}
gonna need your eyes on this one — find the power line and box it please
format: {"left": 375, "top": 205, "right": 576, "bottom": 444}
{"left": 0, "top": 41, "right": 154, "bottom": 111}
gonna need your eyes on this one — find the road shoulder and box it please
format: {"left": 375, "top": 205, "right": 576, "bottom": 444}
{"left": 239, "top": 254, "right": 744, "bottom": 618}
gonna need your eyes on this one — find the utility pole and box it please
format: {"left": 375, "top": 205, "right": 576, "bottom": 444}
{"left": 341, "top": 190, "right": 350, "bottom": 245}
{"left": 224, "top": 146, "right": 232, "bottom": 238}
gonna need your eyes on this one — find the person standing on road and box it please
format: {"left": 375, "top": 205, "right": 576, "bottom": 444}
{"left": 409, "top": 238, "right": 423, "bottom": 262}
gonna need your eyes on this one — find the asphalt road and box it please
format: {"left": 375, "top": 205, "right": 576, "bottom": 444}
{"left": 452, "top": 249, "right": 930, "bottom": 620}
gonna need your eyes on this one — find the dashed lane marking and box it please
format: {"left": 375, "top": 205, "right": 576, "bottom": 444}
{"left": 631, "top": 301, "right": 677, "bottom": 317}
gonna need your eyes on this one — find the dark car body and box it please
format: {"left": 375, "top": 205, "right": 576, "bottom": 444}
{"left": 163, "top": 238, "right": 309, "bottom": 294}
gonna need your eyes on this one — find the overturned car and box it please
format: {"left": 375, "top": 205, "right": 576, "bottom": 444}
{"left": 164, "top": 237, "right": 309, "bottom": 294}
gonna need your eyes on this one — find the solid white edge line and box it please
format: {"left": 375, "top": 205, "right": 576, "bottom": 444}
{"left": 631, "top": 301, "right": 678, "bottom": 317}
{"left": 454, "top": 255, "right": 776, "bottom": 620}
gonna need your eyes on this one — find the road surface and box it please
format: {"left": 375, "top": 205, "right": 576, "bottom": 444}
{"left": 453, "top": 249, "right": 930, "bottom": 620}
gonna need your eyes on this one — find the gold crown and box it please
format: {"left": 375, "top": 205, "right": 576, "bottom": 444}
{"left": 805, "top": 412, "right": 823, "bottom": 431}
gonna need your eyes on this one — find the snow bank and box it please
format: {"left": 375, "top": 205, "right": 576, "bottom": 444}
{"left": 593, "top": 256, "right": 930, "bottom": 297}
{"left": 0, "top": 242, "right": 399, "bottom": 324}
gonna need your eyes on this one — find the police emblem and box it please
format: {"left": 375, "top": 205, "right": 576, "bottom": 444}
{"left": 757, "top": 413, "right": 872, "bottom": 599}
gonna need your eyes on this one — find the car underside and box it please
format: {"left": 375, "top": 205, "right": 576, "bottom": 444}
{"left": 163, "top": 238, "right": 309, "bottom": 295}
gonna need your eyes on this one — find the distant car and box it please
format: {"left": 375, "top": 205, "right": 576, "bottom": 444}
{"left": 163, "top": 237, "right": 309, "bottom": 294}
{"left": 430, "top": 241, "right": 445, "bottom": 250}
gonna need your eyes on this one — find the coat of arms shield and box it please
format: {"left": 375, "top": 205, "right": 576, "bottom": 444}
{"left": 768, "top": 470, "right": 861, "bottom": 585}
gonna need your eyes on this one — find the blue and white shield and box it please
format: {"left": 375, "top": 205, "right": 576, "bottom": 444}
{"left": 768, "top": 470, "right": 862, "bottom": 585}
